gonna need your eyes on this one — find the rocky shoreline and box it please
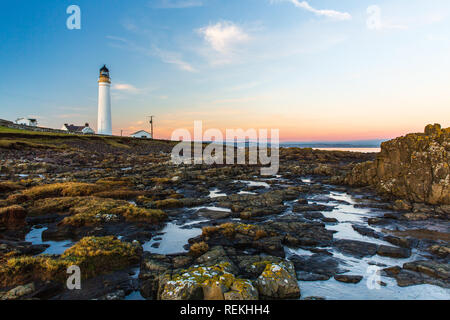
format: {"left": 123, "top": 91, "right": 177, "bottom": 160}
{"left": 0, "top": 124, "right": 448, "bottom": 300}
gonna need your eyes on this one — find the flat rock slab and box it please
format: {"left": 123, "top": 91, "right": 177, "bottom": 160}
{"left": 352, "top": 225, "right": 382, "bottom": 239}
{"left": 291, "top": 253, "right": 347, "bottom": 280}
{"left": 377, "top": 245, "right": 411, "bottom": 258}
{"left": 334, "top": 275, "right": 363, "bottom": 284}
{"left": 383, "top": 262, "right": 450, "bottom": 289}
{"left": 293, "top": 203, "right": 334, "bottom": 212}
{"left": 196, "top": 208, "right": 231, "bottom": 220}
{"left": 333, "top": 239, "right": 378, "bottom": 258}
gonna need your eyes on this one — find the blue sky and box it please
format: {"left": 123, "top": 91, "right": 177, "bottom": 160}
{"left": 1, "top": 0, "right": 449, "bottom": 140}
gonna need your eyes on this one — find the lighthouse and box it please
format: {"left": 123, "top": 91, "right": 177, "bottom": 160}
{"left": 97, "top": 65, "right": 112, "bottom": 135}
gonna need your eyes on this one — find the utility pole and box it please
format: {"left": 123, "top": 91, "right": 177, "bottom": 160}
{"left": 148, "top": 116, "right": 154, "bottom": 139}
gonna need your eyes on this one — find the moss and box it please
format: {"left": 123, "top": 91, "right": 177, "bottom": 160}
{"left": 202, "top": 222, "right": 266, "bottom": 240}
{"left": 0, "top": 181, "right": 24, "bottom": 194}
{"left": 11, "top": 182, "right": 107, "bottom": 202}
{"left": 153, "top": 198, "right": 183, "bottom": 209}
{"left": 151, "top": 177, "right": 171, "bottom": 184}
{"left": 58, "top": 197, "right": 167, "bottom": 226}
{"left": 189, "top": 242, "right": 209, "bottom": 257}
{"left": 93, "top": 189, "right": 146, "bottom": 200}
{"left": 28, "top": 197, "right": 85, "bottom": 216}
{"left": 95, "top": 177, "right": 133, "bottom": 187}
{"left": 170, "top": 262, "right": 235, "bottom": 289}
{"left": 161, "top": 262, "right": 256, "bottom": 300}
{"left": 254, "top": 229, "right": 268, "bottom": 240}
{"left": 0, "top": 205, "right": 27, "bottom": 227}
{"left": 258, "top": 262, "right": 290, "bottom": 280}
{"left": 0, "top": 236, "right": 141, "bottom": 288}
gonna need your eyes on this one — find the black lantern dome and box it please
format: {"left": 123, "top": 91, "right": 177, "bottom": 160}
{"left": 100, "top": 65, "right": 110, "bottom": 77}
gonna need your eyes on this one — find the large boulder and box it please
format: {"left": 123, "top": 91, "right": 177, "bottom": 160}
{"left": 254, "top": 262, "right": 300, "bottom": 299}
{"left": 346, "top": 124, "right": 450, "bottom": 206}
{"left": 158, "top": 262, "right": 258, "bottom": 300}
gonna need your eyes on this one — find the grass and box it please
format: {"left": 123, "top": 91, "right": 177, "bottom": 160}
{"left": 0, "top": 125, "right": 178, "bottom": 146}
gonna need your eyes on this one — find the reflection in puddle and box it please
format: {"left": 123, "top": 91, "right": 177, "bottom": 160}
{"left": 235, "top": 180, "right": 270, "bottom": 189}
{"left": 193, "top": 206, "right": 231, "bottom": 213}
{"left": 143, "top": 222, "right": 203, "bottom": 254}
{"left": 327, "top": 223, "right": 389, "bottom": 246}
{"left": 295, "top": 190, "right": 450, "bottom": 300}
{"left": 25, "top": 226, "right": 72, "bottom": 255}
{"left": 124, "top": 291, "right": 145, "bottom": 300}
{"left": 300, "top": 276, "right": 450, "bottom": 300}
{"left": 208, "top": 188, "right": 226, "bottom": 198}
{"left": 299, "top": 248, "right": 449, "bottom": 300}
{"left": 238, "top": 191, "right": 257, "bottom": 195}
{"left": 329, "top": 192, "right": 356, "bottom": 205}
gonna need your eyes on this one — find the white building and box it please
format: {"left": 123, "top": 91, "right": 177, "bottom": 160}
{"left": 61, "top": 123, "right": 95, "bottom": 134}
{"left": 97, "top": 65, "right": 112, "bottom": 135}
{"left": 16, "top": 118, "right": 37, "bottom": 127}
{"left": 131, "top": 130, "right": 152, "bottom": 139}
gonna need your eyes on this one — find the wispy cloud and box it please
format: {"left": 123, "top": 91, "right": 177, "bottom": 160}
{"left": 153, "top": 46, "right": 196, "bottom": 72}
{"left": 197, "top": 21, "right": 249, "bottom": 54}
{"left": 273, "top": 0, "right": 351, "bottom": 21}
{"left": 152, "top": 0, "right": 204, "bottom": 9}
{"left": 112, "top": 83, "right": 141, "bottom": 93}
{"left": 366, "top": 5, "right": 407, "bottom": 31}
{"left": 107, "top": 36, "right": 196, "bottom": 72}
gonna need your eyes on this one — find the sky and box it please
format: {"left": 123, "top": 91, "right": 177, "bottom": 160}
{"left": 0, "top": 0, "right": 449, "bottom": 141}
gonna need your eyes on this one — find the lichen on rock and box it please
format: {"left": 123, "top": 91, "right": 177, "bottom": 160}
{"left": 346, "top": 124, "right": 450, "bottom": 207}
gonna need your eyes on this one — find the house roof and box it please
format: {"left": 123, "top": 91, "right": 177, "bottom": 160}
{"left": 64, "top": 124, "right": 91, "bottom": 133}
{"left": 131, "top": 130, "right": 151, "bottom": 135}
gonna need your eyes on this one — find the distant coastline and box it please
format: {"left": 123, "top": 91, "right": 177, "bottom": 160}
{"left": 203, "top": 140, "right": 384, "bottom": 153}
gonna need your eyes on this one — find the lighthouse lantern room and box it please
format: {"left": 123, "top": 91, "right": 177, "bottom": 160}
{"left": 97, "top": 65, "right": 112, "bottom": 135}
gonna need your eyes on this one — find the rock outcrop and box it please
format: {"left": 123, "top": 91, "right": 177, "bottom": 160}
{"left": 346, "top": 124, "right": 449, "bottom": 205}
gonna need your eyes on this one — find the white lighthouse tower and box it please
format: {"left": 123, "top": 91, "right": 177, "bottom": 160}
{"left": 97, "top": 65, "right": 112, "bottom": 135}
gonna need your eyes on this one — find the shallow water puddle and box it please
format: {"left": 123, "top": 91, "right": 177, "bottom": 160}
{"left": 238, "top": 190, "right": 257, "bottom": 195}
{"left": 299, "top": 277, "right": 450, "bottom": 300}
{"left": 234, "top": 180, "right": 270, "bottom": 189}
{"left": 25, "top": 226, "right": 72, "bottom": 255}
{"left": 208, "top": 188, "right": 227, "bottom": 198}
{"left": 295, "top": 190, "right": 450, "bottom": 300}
{"left": 298, "top": 248, "right": 449, "bottom": 300}
{"left": 327, "top": 222, "right": 389, "bottom": 246}
{"left": 143, "top": 222, "right": 203, "bottom": 254}
{"left": 124, "top": 267, "right": 145, "bottom": 300}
